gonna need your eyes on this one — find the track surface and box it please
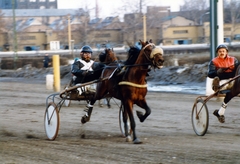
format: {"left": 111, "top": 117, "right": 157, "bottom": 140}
{"left": 1, "top": 80, "right": 240, "bottom": 163}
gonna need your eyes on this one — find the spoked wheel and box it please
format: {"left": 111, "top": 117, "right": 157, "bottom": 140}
{"left": 119, "top": 104, "right": 131, "bottom": 137}
{"left": 44, "top": 102, "right": 60, "bottom": 140}
{"left": 191, "top": 98, "right": 209, "bottom": 136}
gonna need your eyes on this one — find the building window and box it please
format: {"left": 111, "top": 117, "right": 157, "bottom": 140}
{"left": 39, "top": 0, "right": 46, "bottom": 2}
{"left": 19, "top": 0, "right": 25, "bottom": 2}
{"left": 224, "top": 27, "right": 231, "bottom": 31}
{"left": 29, "top": 0, "right": 36, "bottom": 2}
{"left": 173, "top": 30, "right": 188, "bottom": 34}
{"left": 95, "top": 33, "right": 111, "bottom": 38}
{"left": 49, "top": 0, "right": 55, "bottom": 1}
{"left": 165, "top": 40, "right": 172, "bottom": 44}
{"left": 20, "top": 36, "right": 36, "bottom": 40}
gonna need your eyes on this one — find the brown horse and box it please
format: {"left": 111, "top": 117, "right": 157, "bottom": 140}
{"left": 97, "top": 48, "right": 118, "bottom": 107}
{"left": 82, "top": 40, "right": 164, "bottom": 144}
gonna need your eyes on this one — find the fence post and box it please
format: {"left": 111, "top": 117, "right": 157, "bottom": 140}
{"left": 53, "top": 55, "right": 60, "bottom": 92}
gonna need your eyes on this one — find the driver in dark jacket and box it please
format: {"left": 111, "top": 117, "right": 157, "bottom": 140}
{"left": 71, "top": 45, "right": 105, "bottom": 84}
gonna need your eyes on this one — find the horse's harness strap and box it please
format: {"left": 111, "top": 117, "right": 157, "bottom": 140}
{"left": 118, "top": 81, "right": 148, "bottom": 88}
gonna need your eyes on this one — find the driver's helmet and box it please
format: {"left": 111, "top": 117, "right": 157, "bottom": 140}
{"left": 216, "top": 44, "right": 228, "bottom": 53}
{"left": 81, "top": 45, "right": 93, "bottom": 53}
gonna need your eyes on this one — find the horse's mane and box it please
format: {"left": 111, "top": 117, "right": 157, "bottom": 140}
{"left": 124, "top": 46, "right": 140, "bottom": 65}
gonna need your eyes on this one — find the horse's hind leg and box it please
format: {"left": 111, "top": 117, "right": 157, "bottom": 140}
{"left": 136, "top": 99, "right": 151, "bottom": 122}
{"left": 106, "top": 97, "right": 111, "bottom": 108}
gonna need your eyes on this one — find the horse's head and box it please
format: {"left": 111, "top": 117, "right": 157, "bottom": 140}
{"left": 105, "top": 48, "right": 118, "bottom": 63}
{"left": 140, "top": 40, "right": 164, "bottom": 69}
{"left": 98, "top": 48, "right": 117, "bottom": 64}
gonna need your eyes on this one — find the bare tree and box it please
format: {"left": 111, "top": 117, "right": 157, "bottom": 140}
{"left": 0, "top": 10, "right": 9, "bottom": 51}
{"left": 74, "top": 9, "right": 90, "bottom": 46}
{"left": 0, "top": 10, "right": 5, "bottom": 32}
{"left": 117, "top": 0, "right": 150, "bottom": 44}
{"left": 224, "top": 0, "right": 240, "bottom": 39}
{"left": 179, "top": 0, "right": 209, "bottom": 24}
{"left": 114, "top": 0, "right": 151, "bottom": 16}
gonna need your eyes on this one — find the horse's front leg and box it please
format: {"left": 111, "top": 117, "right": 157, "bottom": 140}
{"left": 121, "top": 104, "right": 131, "bottom": 142}
{"left": 81, "top": 98, "right": 96, "bottom": 124}
{"left": 136, "top": 99, "right": 151, "bottom": 122}
{"left": 124, "top": 102, "right": 142, "bottom": 144}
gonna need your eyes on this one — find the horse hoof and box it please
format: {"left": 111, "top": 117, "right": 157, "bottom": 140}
{"left": 81, "top": 116, "right": 89, "bottom": 124}
{"left": 81, "top": 117, "right": 86, "bottom": 124}
{"left": 133, "top": 138, "right": 142, "bottom": 144}
{"left": 125, "top": 135, "right": 132, "bottom": 142}
{"left": 136, "top": 110, "right": 144, "bottom": 122}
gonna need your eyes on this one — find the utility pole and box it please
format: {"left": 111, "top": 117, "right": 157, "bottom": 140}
{"left": 12, "top": 0, "right": 18, "bottom": 69}
{"left": 95, "top": 0, "right": 99, "bottom": 18}
{"left": 210, "top": 0, "right": 224, "bottom": 60}
{"left": 143, "top": 14, "right": 146, "bottom": 41}
{"left": 210, "top": 0, "right": 217, "bottom": 60}
{"left": 217, "top": 0, "right": 224, "bottom": 45}
{"left": 67, "top": 14, "right": 74, "bottom": 58}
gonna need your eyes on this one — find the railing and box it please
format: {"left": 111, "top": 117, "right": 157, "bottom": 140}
{"left": 1, "top": 42, "right": 240, "bottom": 57}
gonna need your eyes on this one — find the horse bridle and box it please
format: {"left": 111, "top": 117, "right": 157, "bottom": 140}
{"left": 141, "top": 43, "right": 157, "bottom": 67}
{"left": 141, "top": 43, "right": 163, "bottom": 68}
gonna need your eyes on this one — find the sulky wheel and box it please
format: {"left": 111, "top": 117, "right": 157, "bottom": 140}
{"left": 119, "top": 104, "right": 131, "bottom": 137}
{"left": 44, "top": 102, "right": 60, "bottom": 140}
{"left": 191, "top": 98, "right": 209, "bottom": 136}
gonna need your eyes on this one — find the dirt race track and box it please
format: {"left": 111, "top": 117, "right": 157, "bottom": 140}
{"left": 1, "top": 79, "right": 240, "bottom": 164}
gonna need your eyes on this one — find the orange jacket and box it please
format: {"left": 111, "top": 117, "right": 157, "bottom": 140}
{"left": 212, "top": 55, "right": 235, "bottom": 73}
{"left": 208, "top": 55, "right": 239, "bottom": 80}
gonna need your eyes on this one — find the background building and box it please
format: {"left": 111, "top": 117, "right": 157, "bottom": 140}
{"left": 0, "top": 0, "right": 17, "bottom": 9}
{"left": 0, "top": 0, "right": 57, "bottom": 9}
{"left": 0, "top": 4, "right": 240, "bottom": 51}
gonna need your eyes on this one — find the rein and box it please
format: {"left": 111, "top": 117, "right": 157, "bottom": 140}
{"left": 104, "top": 63, "right": 150, "bottom": 69}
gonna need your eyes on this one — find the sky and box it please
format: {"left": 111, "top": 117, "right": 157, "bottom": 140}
{"left": 58, "top": 0, "right": 184, "bottom": 18}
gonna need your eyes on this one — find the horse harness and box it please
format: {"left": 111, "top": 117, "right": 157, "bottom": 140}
{"left": 118, "top": 43, "right": 162, "bottom": 88}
